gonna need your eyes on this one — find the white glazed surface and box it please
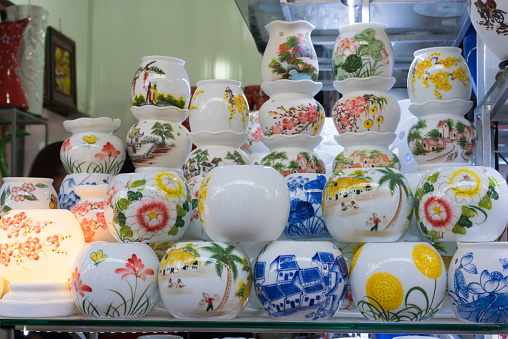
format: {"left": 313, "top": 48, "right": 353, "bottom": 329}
{"left": 189, "top": 80, "right": 249, "bottom": 133}
{"left": 199, "top": 166, "right": 290, "bottom": 242}
{"left": 71, "top": 242, "right": 159, "bottom": 318}
{"left": 323, "top": 168, "right": 413, "bottom": 243}
{"left": 350, "top": 242, "right": 446, "bottom": 321}
{"left": 58, "top": 173, "right": 112, "bottom": 211}
{"left": 158, "top": 241, "right": 251, "bottom": 319}
{"left": 180, "top": 175, "right": 211, "bottom": 241}
{"left": 241, "top": 111, "right": 270, "bottom": 155}
{"left": 0, "top": 177, "right": 57, "bottom": 217}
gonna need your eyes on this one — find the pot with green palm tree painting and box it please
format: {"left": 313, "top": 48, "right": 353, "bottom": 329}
{"left": 323, "top": 168, "right": 413, "bottom": 243}
{"left": 332, "top": 23, "right": 393, "bottom": 81}
{"left": 158, "top": 241, "right": 252, "bottom": 320}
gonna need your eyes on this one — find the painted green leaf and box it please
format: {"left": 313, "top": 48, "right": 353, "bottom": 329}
{"left": 117, "top": 211, "right": 126, "bottom": 226}
{"left": 458, "top": 215, "right": 473, "bottom": 228}
{"left": 423, "top": 182, "right": 434, "bottom": 194}
{"left": 130, "top": 179, "right": 146, "bottom": 189}
{"left": 2, "top": 205, "right": 11, "bottom": 213}
{"left": 191, "top": 199, "right": 198, "bottom": 210}
{"left": 488, "top": 175, "right": 499, "bottom": 188}
{"left": 35, "top": 183, "right": 48, "bottom": 188}
{"left": 175, "top": 217, "right": 185, "bottom": 228}
{"left": 341, "top": 54, "right": 363, "bottom": 73}
{"left": 428, "top": 230, "right": 440, "bottom": 241}
{"left": 452, "top": 224, "right": 467, "bottom": 235}
{"left": 120, "top": 225, "right": 133, "bottom": 238}
{"left": 426, "top": 172, "right": 439, "bottom": 184}
{"left": 0, "top": 187, "right": 8, "bottom": 205}
{"left": 492, "top": 191, "right": 499, "bottom": 200}
{"left": 416, "top": 188, "right": 425, "bottom": 201}
{"left": 117, "top": 198, "right": 131, "bottom": 210}
{"left": 183, "top": 200, "right": 190, "bottom": 212}
{"left": 24, "top": 194, "right": 38, "bottom": 201}
{"left": 168, "top": 226, "right": 179, "bottom": 236}
{"left": 419, "top": 222, "right": 428, "bottom": 235}
{"left": 461, "top": 206, "right": 475, "bottom": 218}
{"left": 176, "top": 205, "right": 186, "bottom": 218}
{"left": 478, "top": 195, "right": 492, "bottom": 210}
{"left": 127, "top": 191, "right": 142, "bottom": 202}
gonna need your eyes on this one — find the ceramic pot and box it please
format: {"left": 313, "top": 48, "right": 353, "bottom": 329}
{"left": 408, "top": 47, "right": 472, "bottom": 103}
{"left": 6, "top": 5, "right": 49, "bottom": 115}
{"left": 283, "top": 173, "right": 332, "bottom": 240}
{"left": 332, "top": 77, "right": 400, "bottom": 134}
{"left": 323, "top": 168, "right": 413, "bottom": 243}
{"left": 0, "top": 17, "right": 30, "bottom": 109}
{"left": 183, "top": 131, "right": 251, "bottom": 181}
{"left": 61, "top": 117, "right": 126, "bottom": 175}
{"left": 350, "top": 242, "right": 446, "bottom": 321}
{"left": 199, "top": 165, "right": 289, "bottom": 242}
{"left": 258, "top": 80, "right": 325, "bottom": 136}
{"left": 158, "top": 241, "right": 252, "bottom": 319}
{"left": 448, "top": 242, "right": 508, "bottom": 323}
{"left": 241, "top": 111, "right": 270, "bottom": 155}
{"left": 127, "top": 106, "right": 191, "bottom": 172}
{"left": 179, "top": 175, "right": 211, "bottom": 241}
{"left": 261, "top": 20, "right": 318, "bottom": 82}
{"left": 71, "top": 242, "right": 159, "bottom": 318}
{"left": 104, "top": 169, "right": 191, "bottom": 243}
{"left": 189, "top": 79, "right": 249, "bottom": 133}
{"left": 0, "top": 177, "right": 57, "bottom": 217}
{"left": 58, "top": 173, "right": 112, "bottom": 211}
{"left": 334, "top": 242, "right": 363, "bottom": 312}
{"left": 261, "top": 134, "right": 326, "bottom": 177}
{"left": 239, "top": 241, "right": 269, "bottom": 312}
{"left": 131, "top": 55, "right": 190, "bottom": 109}
{"left": 467, "top": 0, "right": 508, "bottom": 62}
{"left": 254, "top": 240, "right": 348, "bottom": 320}
{"left": 332, "top": 132, "right": 400, "bottom": 172}
{"left": 414, "top": 165, "right": 508, "bottom": 242}
{"left": 332, "top": 22, "right": 393, "bottom": 81}
{"left": 71, "top": 184, "right": 117, "bottom": 243}
{"left": 408, "top": 99, "right": 476, "bottom": 167}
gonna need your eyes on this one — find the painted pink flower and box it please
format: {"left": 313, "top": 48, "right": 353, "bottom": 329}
{"left": 125, "top": 196, "right": 176, "bottom": 236}
{"left": 115, "top": 254, "right": 154, "bottom": 281}
{"left": 297, "top": 33, "right": 307, "bottom": 45}
{"left": 72, "top": 202, "right": 90, "bottom": 217}
{"left": 96, "top": 212, "right": 106, "bottom": 226}
{"left": 420, "top": 193, "right": 458, "bottom": 233}
{"left": 105, "top": 182, "right": 123, "bottom": 206}
{"left": 61, "top": 139, "right": 72, "bottom": 152}
{"left": 71, "top": 267, "right": 92, "bottom": 297}
{"left": 335, "top": 38, "right": 360, "bottom": 56}
{"left": 342, "top": 99, "right": 355, "bottom": 111}
{"left": 0, "top": 244, "right": 10, "bottom": 267}
{"left": 298, "top": 111, "right": 308, "bottom": 124}
{"left": 252, "top": 127, "right": 263, "bottom": 142}
{"left": 17, "top": 237, "right": 42, "bottom": 260}
{"left": 353, "top": 96, "right": 368, "bottom": 108}
{"left": 80, "top": 218, "right": 95, "bottom": 242}
{"left": 282, "top": 118, "right": 297, "bottom": 130}
{"left": 46, "top": 234, "right": 60, "bottom": 248}
{"left": 380, "top": 48, "right": 390, "bottom": 65}
{"left": 95, "top": 142, "right": 120, "bottom": 160}
{"left": 271, "top": 125, "right": 284, "bottom": 135}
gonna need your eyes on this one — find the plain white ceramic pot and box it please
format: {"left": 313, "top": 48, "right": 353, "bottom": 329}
{"left": 332, "top": 22, "right": 393, "bottom": 81}
{"left": 350, "top": 242, "right": 447, "bottom": 321}
{"left": 158, "top": 241, "right": 251, "bottom": 319}
{"left": 261, "top": 20, "right": 318, "bottom": 82}
{"left": 0, "top": 177, "right": 57, "bottom": 217}
{"left": 408, "top": 99, "right": 476, "bottom": 166}
{"left": 58, "top": 173, "right": 112, "bottom": 211}
{"left": 408, "top": 47, "right": 472, "bottom": 103}
{"left": 260, "top": 134, "right": 326, "bottom": 177}
{"left": 71, "top": 242, "right": 159, "bottom": 318}
{"left": 258, "top": 80, "right": 325, "bottom": 136}
{"left": 189, "top": 79, "right": 249, "bottom": 133}
{"left": 414, "top": 166, "right": 508, "bottom": 242}
{"left": 241, "top": 111, "right": 270, "bottom": 155}
{"left": 104, "top": 170, "right": 191, "bottom": 243}
{"left": 254, "top": 240, "right": 348, "bottom": 320}
{"left": 131, "top": 55, "right": 190, "bottom": 109}
{"left": 448, "top": 242, "right": 508, "bottom": 323}
{"left": 323, "top": 168, "right": 413, "bottom": 243}
{"left": 127, "top": 106, "right": 191, "bottom": 172}
{"left": 332, "top": 77, "right": 400, "bottom": 134}
{"left": 71, "top": 184, "right": 117, "bottom": 243}
{"left": 199, "top": 165, "right": 289, "bottom": 242}
{"left": 332, "top": 132, "right": 400, "bottom": 172}
{"left": 61, "top": 117, "right": 126, "bottom": 175}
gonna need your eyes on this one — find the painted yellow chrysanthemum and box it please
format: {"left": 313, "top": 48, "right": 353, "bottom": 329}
{"left": 369, "top": 106, "right": 378, "bottom": 115}
{"left": 198, "top": 175, "right": 213, "bottom": 223}
{"left": 156, "top": 172, "right": 185, "bottom": 199}
{"left": 376, "top": 116, "right": 384, "bottom": 124}
{"left": 412, "top": 244, "right": 443, "bottom": 279}
{"left": 313, "top": 124, "right": 320, "bottom": 134}
{"left": 448, "top": 168, "right": 483, "bottom": 203}
{"left": 366, "top": 271, "right": 404, "bottom": 311}
{"left": 349, "top": 244, "right": 364, "bottom": 275}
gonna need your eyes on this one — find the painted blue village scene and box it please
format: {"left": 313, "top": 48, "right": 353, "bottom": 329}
{"left": 254, "top": 251, "right": 348, "bottom": 319}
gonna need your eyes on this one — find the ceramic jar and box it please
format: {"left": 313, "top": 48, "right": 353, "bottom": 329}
{"left": 71, "top": 242, "right": 159, "bottom": 318}
{"left": 127, "top": 106, "right": 191, "bottom": 172}
{"left": 180, "top": 175, "right": 211, "bottom": 241}
{"left": 199, "top": 165, "right": 290, "bottom": 242}
{"left": 0, "top": 177, "right": 57, "bottom": 217}
{"left": 131, "top": 56, "right": 190, "bottom": 109}
{"left": 71, "top": 184, "right": 117, "bottom": 243}
{"left": 323, "top": 168, "right": 413, "bottom": 243}
{"left": 189, "top": 79, "right": 249, "bottom": 133}
{"left": 408, "top": 47, "right": 472, "bottom": 103}
{"left": 414, "top": 166, "right": 508, "bottom": 242}
{"left": 261, "top": 135, "right": 326, "bottom": 177}
{"left": 258, "top": 80, "right": 325, "bottom": 137}
{"left": 61, "top": 117, "right": 126, "bottom": 175}
{"left": 254, "top": 240, "right": 348, "bottom": 320}
{"left": 332, "top": 23, "right": 393, "bottom": 81}
{"left": 241, "top": 111, "right": 270, "bottom": 156}
{"left": 283, "top": 173, "right": 332, "bottom": 240}
{"left": 58, "top": 173, "right": 112, "bottom": 211}
{"left": 261, "top": 20, "right": 318, "bottom": 82}
{"left": 183, "top": 131, "right": 251, "bottom": 181}
{"left": 104, "top": 170, "right": 191, "bottom": 243}
{"left": 449, "top": 242, "right": 508, "bottom": 323}
{"left": 408, "top": 99, "right": 476, "bottom": 168}
{"left": 332, "top": 77, "right": 400, "bottom": 134}
{"left": 159, "top": 241, "right": 251, "bottom": 319}
{"left": 350, "top": 242, "right": 446, "bottom": 321}
{"left": 332, "top": 132, "right": 400, "bottom": 172}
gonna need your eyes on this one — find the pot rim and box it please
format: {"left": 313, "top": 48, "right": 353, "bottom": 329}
{"left": 265, "top": 20, "right": 315, "bottom": 32}
{"left": 3, "top": 177, "right": 53, "bottom": 184}
{"left": 196, "top": 79, "right": 242, "bottom": 88}
{"left": 63, "top": 117, "right": 121, "bottom": 134}
{"left": 333, "top": 77, "right": 395, "bottom": 94}
{"left": 261, "top": 80, "right": 322, "bottom": 97}
{"left": 408, "top": 99, "right": 473, "bottom": 118}
{"left": 130, "top": 105, "right": 189, "bottom": 124}
{"left": 339, "top": 22, "right": 386, "bottom": 33}
{"left": 188, "top": 131, "right": 248, "bottom": 147}
{"left": 457, "top": 242, "right": 508, "bottom": 248}
{"left": 413, "top": 46, "right": 462, "bottom": 58}
{"left": 262, "top": 134, "right": 323, "bottom": 149}
{"left": 140, "top": 55, "right": 185, "bottom": 65}
{"left": 335, "top": 131, "right": 396, "bottom": 147}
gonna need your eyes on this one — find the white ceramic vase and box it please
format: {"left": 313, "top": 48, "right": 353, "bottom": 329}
{"left": 241, "top": 110, "right": 270, "bottom": 155}
{"left": 332, "top": 77, "right": 400, "bottom": 134}
{"left": 58, "top": 173, "right": 112, "bottom": 211}
{"left": 258, "top": 80, "right": 325, "bottom": 137}
{"left": 180, "top": 174, "right": 211, "bottom": 241}
{"left": 261, "top": 20, "right": 318, "bottom": 82}
{"left": 0, "top": 177, "right": 57, "bottom": 217}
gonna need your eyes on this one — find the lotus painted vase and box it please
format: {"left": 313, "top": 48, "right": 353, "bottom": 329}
{"left": 58, "top": 173, "right": 112, "bottom": 211}
{"left": 0, "top": 177, "right": 57, "bottom": 217}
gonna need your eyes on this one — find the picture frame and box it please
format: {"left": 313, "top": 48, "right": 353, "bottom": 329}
{"left": 44, "top": 26, "right": 77, "bottom": 115}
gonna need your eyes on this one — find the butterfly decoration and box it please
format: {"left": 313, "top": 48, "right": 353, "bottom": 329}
{"left": 91, "top": 250, "right": 107, "bottom": 266}
{"left": 83, "top": 135, "right": 98, "bottom": 145}
{"left": 499, "top": 258, "right": 508, "bottom": 271}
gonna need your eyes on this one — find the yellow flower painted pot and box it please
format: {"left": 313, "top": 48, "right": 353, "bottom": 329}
{"left": 407, "top": 47, "right": 472, "bottom": 103}
{"left": 349, "top": 242, "right": 446, "bottom": 321}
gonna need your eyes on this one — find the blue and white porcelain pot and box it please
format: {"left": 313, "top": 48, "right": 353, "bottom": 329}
{"left": 58, "top": 173, "right": 112, "bottom": 211}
